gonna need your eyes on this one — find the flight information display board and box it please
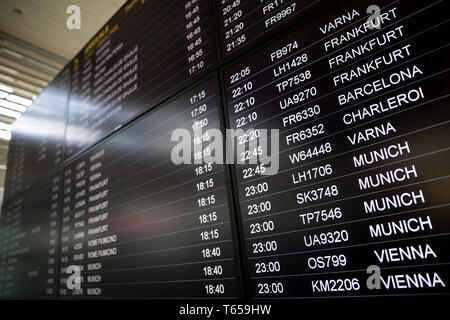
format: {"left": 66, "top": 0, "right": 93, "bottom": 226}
{"left": 65, "top": 0, "right": 216, "bottom": 159}
{"left": 1, "top": 0, "right": 449, "bottom": 302}
{"left": 224, "top": 0, "right": 450, "bottom": 298}
{"left": 3, "top": 66, "right": 70, "bottom": 201}
{"left": 0, "top": 173, "right": 61, "bottom": 298}
{"left": 59, "top": 77, "right": 241, "bottom": 298}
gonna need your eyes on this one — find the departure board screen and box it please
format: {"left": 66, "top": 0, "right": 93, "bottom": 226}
{"left": 224, "top": 0, "right": 450, "bottom": 298}
{"left": 65, "top": 0, "right": 216, "bottom": 159}
{"left": 59, "top": 77, "right": 241, "bottom": 298}
{"left": 0, "top": 173, "right": 61, "bottom": 298}
{"left": 1, "top": 0, "right": 449, "bottom": 304}
{"left": 3, "top": 66, "right": 70, "bottom": 201}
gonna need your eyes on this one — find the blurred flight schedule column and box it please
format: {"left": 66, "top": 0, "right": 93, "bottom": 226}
{"left": 224, "top": 0, "right": 450, "bottom": 297}
{"left": 3, "top": 129, "right": 25, "bottom": 201}
{"left": 0, "top": 174, "right": 61, "bottom": 298}
{"left": 59, "top": 77, "right": 241, "bottom": 298}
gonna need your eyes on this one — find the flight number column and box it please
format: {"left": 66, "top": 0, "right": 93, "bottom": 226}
{"left": 224, "top": 42, "right": 314, "bottom": 297}
{"left": 45, "top": 175, "right": 61, "bottom": 296}
{"left": 59, "top": 158, "right": 89, "bottom": 297}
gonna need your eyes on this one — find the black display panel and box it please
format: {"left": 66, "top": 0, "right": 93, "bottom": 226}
{"left": 217, "top": 0, "right": 324, "bottom": 57}
{"left": 0, "top": 0, "right": 449, "bottom": 302}
{"left": 224, "top": 0, "right": 450, "bottom": 298}
{"left": 0, "top": 173, "right": 61, "bottom": 298}
{"left": 3, "top": 66, "right": 70, "bottom": 200}
{"left": 59, "top": 77, "right": 241, "bottom": 298}
{"left": 65, "top": 0, "right": 216, "bottom": 160}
